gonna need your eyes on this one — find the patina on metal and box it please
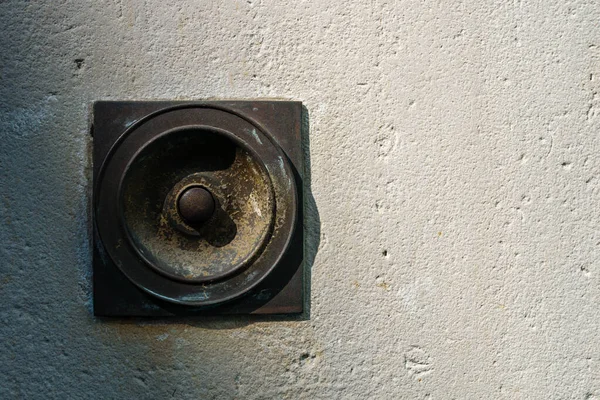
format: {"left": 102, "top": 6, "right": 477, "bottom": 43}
{"left": 120, "top": 125, "right": 276, "bottom": 284}
{"left": 92, "top": 101, "right": 304, "bottom": 313}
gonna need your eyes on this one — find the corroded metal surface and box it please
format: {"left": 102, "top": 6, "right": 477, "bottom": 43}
{"left": 121, "top": 127, "right": 275, "bottom": 283}
{"left": 93, "top": 103, "right": 301, "bottom": 308}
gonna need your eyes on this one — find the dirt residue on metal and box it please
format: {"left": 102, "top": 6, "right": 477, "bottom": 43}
{"left": 121, "top": 132, "right": 276, "bottom": 282}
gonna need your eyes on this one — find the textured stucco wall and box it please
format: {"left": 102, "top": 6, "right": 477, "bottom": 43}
{"left": 2, "top": 1, "right": 600, "bottom": 398}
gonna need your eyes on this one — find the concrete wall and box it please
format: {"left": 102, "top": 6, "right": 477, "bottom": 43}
{"left": 2, "top": 0, "right": 600, "bottom": 398}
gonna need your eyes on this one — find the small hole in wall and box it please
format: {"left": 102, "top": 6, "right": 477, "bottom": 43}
{"left": 74, "top": 58, "right": 84, "bottom": 69}
{"left": 382, "top": 250, "right": 388, "bottom": 257}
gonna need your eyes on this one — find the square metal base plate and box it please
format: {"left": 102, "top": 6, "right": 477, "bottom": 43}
{"left": 92, "top": 100, "right": 304, "bottom": 317}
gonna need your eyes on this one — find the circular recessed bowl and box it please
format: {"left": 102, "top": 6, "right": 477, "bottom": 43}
{"left": 120, "top": 126, "right": 275, "bottom": 284}
{"left": 94, "top": 106, "right": 297, "bottom": 306}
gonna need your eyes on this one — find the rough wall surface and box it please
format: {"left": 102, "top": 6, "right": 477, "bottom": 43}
{"left": 1, "top": 1, "right": 600, "bottom": 398}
